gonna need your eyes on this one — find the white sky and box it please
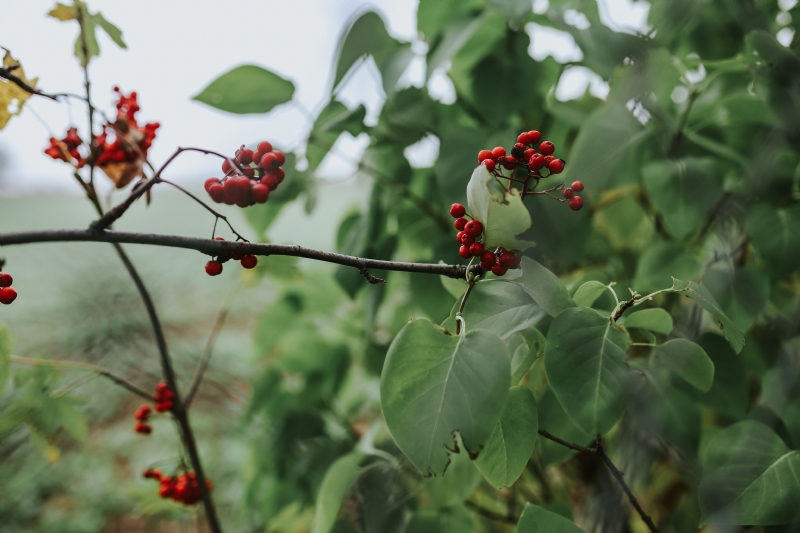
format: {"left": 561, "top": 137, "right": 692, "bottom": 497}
{"left": 0, "top": 0, "right": 649, "bottom": 196}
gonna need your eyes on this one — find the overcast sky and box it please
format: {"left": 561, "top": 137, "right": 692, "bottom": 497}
{"left": 0, "top": 0, "right": 650, "bottom": 196}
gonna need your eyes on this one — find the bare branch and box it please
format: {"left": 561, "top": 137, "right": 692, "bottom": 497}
{"left": 596, "top": 440, "right": 659, "bottom": 533}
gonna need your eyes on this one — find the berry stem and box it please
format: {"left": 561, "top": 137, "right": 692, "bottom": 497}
{"left": 455, "top": 280, "right": 477, "bottom": 335}
{"left": 158, "top": 178, "right": 248, "bottom": 242}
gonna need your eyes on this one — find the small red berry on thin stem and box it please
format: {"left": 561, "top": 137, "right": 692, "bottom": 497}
{"left": 477, "top": 149, "right": 493, "bottom": 163}
{"left": 0, "top": 287, "right": 17, "bottom": 305}
{"left": 450, "top": 203, "right": 466, "bottom": 218}
{"left": 563, "top": 188, "right": 574, "bottom": 199}
{"left": 571, "top": 181, "right": 584, "bottom": 192}
{"left": 483, "top": 159, "right": 496, "bottom": 172}
{"left": 539, "top": 141, "right": 555, "bottom": 155}
{"left": 205, "top": 261, "right": 223, "bottom": 276}
{"left": 241, "top": 255, "right": 258, "bottom": 269}
{"left": 569, "top": 196, "right": 584, "bottom": 211}
{"left": 459, "top": 245, "right": 472, "bottom": 259}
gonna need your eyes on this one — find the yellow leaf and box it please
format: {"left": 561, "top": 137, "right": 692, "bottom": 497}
{"left": 0, "top": 50, "right": 38, "bottom": 130}
{"left": 47, "top": 2, "right": 78, "bottom": 21}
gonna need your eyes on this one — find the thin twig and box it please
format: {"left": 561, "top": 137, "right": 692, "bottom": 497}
{"left": 0, "top": 229, "right": 472, "bottom": 280}
{"left": 158, "top": 178, "right": 248, "bottom": 242}
{"left": 455, "top": 280, "right": 476, "bottom": 334}
{"left": 184, "top": 286, "right": 238, "bottom": 408}
{"left": 9, "top": 355, "right": 155, "bottom": 401}
{"left": 596, "top": 440, "right": 659, "bottom": 533}
{"left": 537, "top": 428, "right": 597, "bottom": 454}
{"left": 0, "top": 67, "right": 78, "bottom": 101}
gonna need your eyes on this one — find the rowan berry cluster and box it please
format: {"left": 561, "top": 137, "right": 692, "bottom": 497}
{"left": 477, "top": 130, "right": 586, "bottom": 211}
{"left": 449, "top": 203, "right": 521, "bottom": 277}
{"left": 204, "top": 141, "right": 286, "bottom": 208}
{"left": 133, "top": 381, "right": 175, "bottom": 435}
{"left": 205, "top": 237, "right": 258, "bottom": 276}
{"left": 0, "top": 272, "right": 17, "bottom": 305}
{"left": 142, "top": 468, "right": 213, "bottom": 506}
{"left": 44, "top": 127, "right": 85, "bottom": 168}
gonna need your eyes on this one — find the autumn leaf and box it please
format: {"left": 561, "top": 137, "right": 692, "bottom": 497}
{"left": 0, "top": 50, "right": 38, "bottom": 130}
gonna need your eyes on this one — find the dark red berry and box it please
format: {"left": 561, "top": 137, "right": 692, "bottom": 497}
{"left": 539, "top": 141, "right": 555, "bottom": 155}
{"left": 450, "top": 203, "right": 466, "bottom": 218}
{"left": 523, "top": 148, "right": 535, "bottom": 160}
{"left": 272, "top": 150, "right": 286, "bottom": 167}
{"left": 498, "top": 251, "right": 516, "bottom": 268}
{"left": 517, "top": 132, "right": 531, "bottom": 145}
{"left": 134, "top": 405, "right": 152, "bottom": 421}
{"left": 459, "top": 245, "right": 472, "bottom": 259}
{"left": 563, "top": 188, "right": 574, "bottom": 199}
{"left": 454, "top": 217, "right": 467, "bottom": 231}
{"left": 464, "top": 219, "right": 483, "bottom": 237}
{"left": 491, "top": 146, "right": 506, "bottom": 159}
{"left": 528, "top": 153, "right": 545, "bottom": 170}
{"left": 134, "top": 422, "right": 152, "bottom": 435}
{"left": 222, "top": 159, "right": 233, "bottom": 174}
{"left": 478, "top": 149, "right": 493, "bottom": 163}
{"left": 271, "top": 167, "right": 286, "bottom": 183}
{"left": 0, "top": 287, "right": 17, "bottom": 305}
{"left": 0, "top": 273, "right": 12, "bottom": 287}
{"left": 508, "top": 253, "right": 521, "bottom": 269}
{"left": 261, "top": 174, "right": 280, "bottom": 191}
{"left": 483, "top": 159, "right": 496, "bottom": 172}
{"left": 241, "top": 255, "right": 258, "bottom": 269}
{"left": 237, "top": 148, "right": 254, "bottom": 165}
{"left": 204, "top": 178, "right": 220, "bottom": 192}
{"left": 571, "top": 181, "right": 584, "bottom": 192}
{"left": 479, "top": 261, "right": 494, "bottom": 271}
{"left": 491, "top": 264, "right": 508, "bottom": 276}
{"left": 469, "top": 242, "right": 485, "bottom": 256}
{"left": 513, "top": 142, "right": 525, "bottom": 152}
{"left": 242, "top": 167, "right": 255, "bottom": 178}
{"left": 231, "top": 252, "right": 244, "bottom": 261}
{"left": 251, "top": 183, "right": 269, "bottom": 203}
{"left": 548, "top": 159, "right": 565, "bottom": 174}
{"left": 480, "top": 250, "right": 496, "bottom": 266}
{"left": 458, "top": 232, "right": 475, "bottom": 246}
{"left": 569, "top": 196, "right": 584, "bottom": 211}
{"left": 503, "top": 156, "right": 518, "bottom": 169}
{"left": 260, "top": 152, "right": 279, "bottom": 170}
{"left": 543, "top": 155, "right": 555, "bottom": 166}
{"left": 257, "top": 141, "right": 273, "bottom": 154}
{"left": 143, "top": 468, "right": 162, "bottom": 480}
{"left": 527, "top": 130, "right": 541, "bottom": 144}
{"left": 205, "top": 261, "right": 223, "bottom": 276}
{"left": 208, "top": 183, "right": 225, "bottom": 203}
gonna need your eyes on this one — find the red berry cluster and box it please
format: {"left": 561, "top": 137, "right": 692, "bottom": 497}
{"left": 143, "top": 469, "right": 213, "bottom": 506}
{"left": 134, "top": 404, "right": 153, "bottom": 435}
{"left": 154, "top": 381, "right": 175, "bottom": 412}
{"left": 449, "top": 204, "right": 521, "bottom": 277}
{"left": 204, "top": 141, "right": 286, "bottom": 208}
{"left": 94, "top": 88, "right": 160, "bottom": 167}
{"left": 562, "top": 181, "right": 585, "bottom": 211}
{"left": 44, "top": 127, "right": 85, "bottom": 168}
{"left": 0, "top": 272, "right": 17, "bottom": 305}
{"left": 476, "top": 130, "right": 585, "bottom": 211}
{"left": 205, "top": 237, "right": 258, "bottom": 276}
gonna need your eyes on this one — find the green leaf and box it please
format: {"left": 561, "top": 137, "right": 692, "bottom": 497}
{"left": 654, "top": 339, "right": 714, "bottom": 392}
{"left": 697, "top": 332, "right": 749, "bottom": 419}
{"left": 509, "top": 328, "right": 545, "bottom": 385}
{"left": 47, "top": 3, "right": 77, "bottom": 20}
{"left": 372, "top": 87, "right": 438, "bottom": 147}
{"left": 673, "top": 279, "right": 745, "bottom": 354}
{"left": 417, "top": 0, "right": 484, "bottom": 41}
{"left": 746, "top": 204, "right": 800, "bottom": 279}
{"left": 193, "top": 65, "right": 295, "bottom": 114}
{"left": 537, "top": 389, "right": 591, "bottom": 466}
{"left": 633, "top": 243, "right": 702, "bottom": 294}
{"left": 475, "top": 386, "right": 538, "bottom": 488}
{"left": 516, "top": 503, "right": 586, "bottom": 533}
{"left": 700, "top": 420, "right": 800, "bottom": 525}
{"left": 442, "top": 281, "right": 545, "bottom": 342}
{"left": 0, "top": 323, "right": 11, "bottom": 396}
{"left": 544, "top": 307, "right": 630, "bottom": 435}
{"left": 642, "top": 158, "right": 724, "bottom": 241}
{"left": 466, "top": 166, "right": 534, "bottom": 252}
{"left": 426, "top": 13, "right": 486, "bottom": 79}
{"left": 306, "top": 100, "right": 366, "bottom": 172}
{"left": 622, "top": 308, "right": 673, "bottom": 335}
{"left": 512, "top": 257, "right": 575, "bottom": 318}
{"left": 313, "top": 452, "right": 367, "bottom": 533}
{"left": 572, "top": 281, "right": 608, "bottom": 308}
{"left": 380, "top": 318, "right": 510, "bottom": 476}
{"left": 594, "top": 195, "right": 655, "bottom": 252}
{"left": 94, "top": 12, "right": 126, "bottom": 49}
{"left": 407, "top": 505, "right": 475, "bottom": 533}
{"left": 702, "top": 266, "right": 770, "bottom": 333}
{"left": 425, "top": 450, "right": 482, "bottom": 506}
{"left": 73, "top": 10, "right": 99, "bottom": 67}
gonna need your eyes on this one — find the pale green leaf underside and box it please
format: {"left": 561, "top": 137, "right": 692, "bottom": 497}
{"left": 513, "top": 258, "right": 575, "bottom": 318}
{"left": 573, "top": 280, "right": 607, "bottom": 307}
{"left": 623, "top": 308, "right": 673, "bottom": 334}
{"left": 466, "top": 166, "right": 534, "bottom": 251}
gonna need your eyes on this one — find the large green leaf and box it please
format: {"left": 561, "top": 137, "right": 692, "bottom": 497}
{"left": 700, "top": 420, "right": 800, "bottom": 525}
{"left": 425, "top": 450, "right": 482, "bottom": 506}
{"left": 572, "top": 281, "right": 608, "bottom": 308}
{"left": 654, "top": 339, "right": 714, "bottom": 392}
{"left": 673, "top": 279, "right": 745, "bottom": 354}
{"left": 306, "top": 100, "right": 366, "bottom": 172}
{"left": 642, "top": 158, "right": 724, "bottom": 241}
{"left": 511, "top": 258, "right": 575, "bottom": 318}
{"left": 516, "top": 503, "right": 586, "bottom": 533}
{"left": 746, "top": 204, "right": 800, "bottom": 279}
{"left": 633, "top": 244, "right": 702, "bottom": 294}
{"left": 466, "top": 166, "right": 535, "bottom": 252}
{"left": 380, "top": 318, "right": 510, "bottom": 476}
{"left": 193, "top": 65, "right": 295, "bottom": 114}
{"left": 537, "top": 389, "right": 592, "bottom": 466}
{"left": 623, "top": 308, "right": 673, "bottom": 335}
{"left": 509, "top": 327, "right": 545, "bottom": 385}
{"left": 426, "top": 13, "right": 487, "bottom": 79}
{"left": 544, "top": 307, "right": 630, "bottom": 435}
{"left": 696, "top": 333, "right": 749, "bottom": 419}
{"left": 702, "top": 266, "right": 770, "bottom": 333}
{"left": 475, "top": 386, "right": 538, "bottom": 488}
{"left": 313, "top": 452, "right": 367, "bottom": 533}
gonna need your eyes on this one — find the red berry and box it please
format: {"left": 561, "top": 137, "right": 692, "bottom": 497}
{"left": 214, "top": 236, "right": 225, "bottom": 241}
{"left": 134, "top": 422, "right": 152, "bottom": 435}
{"left": 539, "top": 141, "right": 555, "bottom": 155}
{"left": 458, "top": 232, "right": 475, "bottom": 246}
{"left": 464, "top": 219, "right": 483, "bottom": 237}
{"left": 548, "top": 159, "right": 565, "bottom": 174}
{"left": 459, "top": 245, "right": 472, "bottom": 259}
{"left": 480, "top": 250, "right": 496, "bottom": 266}
{"left": 571, "top": 180, "right": 584, "bottom": 192}
{"left": 503, "top": 156, "right": 518, "bottom": 169}
{"left": 251, "top": 183, "right": 269, "bottom": 203}
{"left": 134, "top": 405, "right": 152, "bottom": 421}
{"left": 563, "top": 188, "right": 574, "bottom": 199}
{"left": 237, "top": 148, "right": 254, "bottom": 165}
{"left": 155, "top": 400, "right": 173, "bottom": 413}
{"left": 204, "top": 178, "right": 220, "bottom": 192}
{"left": 477, "top": 149, "right": 494, "bottom": 163}
{"left": 527, "top": 131, "right": 541, "bottom": 144}
{"left": 569, "top": 196, "right": 584, "bottom": 211}
{"left": 454, "top": 217, "right": 467, "bottom": 231}
{"left": 208, "top": 183, "right": 225, "bottom": 203}
{"left": 479, "top": 262, "right": 494, "bottom": 271}
{"left": 491, "top": 146, "right": 506, "bottom": 159}
{"left": 508, "top": 253, "right": 522, "bottom": 269}
{"left": 231, "top": 252, "right": 244, "bottom": 260}
{"left": 260, "top": 152, "right": 279, "bottom": 170}
{"left": 241, "top": 255, "right": 258, "bottom": 269}
{"left": 0, "top": 273, "right": 12, "bottom": 287}
{"left": 513, "top": 143, "right": 525, "bottom": 151}
{"left": 491, "top": 264, "right": 508, "bottom": 276}
{"left": 143, "top": 468, "right": 162, "bottom": 480}
{"left": 257, "top": 141, "right": 273, "bottom": 154}
{"left": 543, "top": 155, "right": 555, "bottom": 166}
{"left": 498, "top": 251, "right": 516, "bottom": 268}
{"left": 222, "top": 179, "right": 238, "bottom": 205}
{"left": 270, "top": 167, "right": 286, "bottom": 183}
{"left": 528, "top": 153, "right": 545, "bottom": 170}
{"left": 221, "top": 159, "right": 233, "bottom": 174}
{"left": 242, "top": 167, "right": 256, "bottom": 178}
{"left": 0, "top": 287, "right": 17, "bottom": 305}
{"left": 517, "top": 132, "right": 531, "bottom": 145}
{"left": 205, "top": 261, "right": 223, "bottom": 276}
{"left": 261, "top": 174, "right": 280, "bottom": 191}
{"left": 523, "top": 148, "right": 535, "bottom": 160}
{"left": 450, "top": 203, "right": 466, "bottom": 218}
{"left": 469, "top": 242, "right": 484, "bottom": 256}
{"left": 483, "top": 159, "right": 496, "bottom": 172}
{"left": 272, "top": 150, "right": 286, "bottom": 167}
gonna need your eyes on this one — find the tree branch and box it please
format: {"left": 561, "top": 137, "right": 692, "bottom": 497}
{"left": 0, "top": 229, "right": 471, "bottom": 280}
{"left": 537, "top": 428, "right": 597, "bottom": 454}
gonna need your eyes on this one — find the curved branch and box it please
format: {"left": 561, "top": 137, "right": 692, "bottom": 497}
{"left": 0, "top": 229, "right": 471, "bottom": 280}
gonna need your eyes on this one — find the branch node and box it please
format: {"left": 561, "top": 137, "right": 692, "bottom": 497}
{"left": 359, "top": 266, "right": 386, "bottom": 284}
